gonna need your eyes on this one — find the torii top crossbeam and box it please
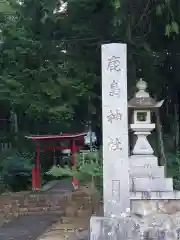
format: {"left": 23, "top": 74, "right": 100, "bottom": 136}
{"left": 25, "top": 133, "right": 86, "bottom": 140}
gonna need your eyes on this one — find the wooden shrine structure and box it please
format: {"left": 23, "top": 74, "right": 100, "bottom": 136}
{"left": 25, "top": 133, "right": 86, "bottom": 189}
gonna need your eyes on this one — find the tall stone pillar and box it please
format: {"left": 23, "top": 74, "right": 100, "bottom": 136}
{"left": 102, "top": 43, "right": 130, "bottom": 216}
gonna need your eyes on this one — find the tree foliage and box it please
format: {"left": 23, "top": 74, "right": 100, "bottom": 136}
{"left": 0, "top": 0, "right": 89, "bottom": 120}
{"left": 0, "top": 0, "right": 178, "bottom": 123}
{"left": 47, "top": 150, "right": 102, "bottom": 188}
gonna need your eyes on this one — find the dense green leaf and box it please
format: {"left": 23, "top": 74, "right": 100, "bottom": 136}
{"left": 156, "top": 5, "right": 162, "bottom": 16}
{"left": 171, "top": 21, "right": 179, "bottom": 34}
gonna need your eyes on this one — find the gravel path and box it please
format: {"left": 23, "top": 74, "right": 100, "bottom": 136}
{"left": 0, "top": 178, "right": 73, "bottom": 240}
{"left": 48, "top": 178, "right": 73, "bottom": 192}
{"left": 0, "top": 214, "right": 60, "bottom": 240}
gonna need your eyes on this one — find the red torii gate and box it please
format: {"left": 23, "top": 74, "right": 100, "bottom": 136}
{"left": 25, "top": 133, "right": 86, "bottom": 189}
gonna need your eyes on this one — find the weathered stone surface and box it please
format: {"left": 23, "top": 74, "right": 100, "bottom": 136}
{"left": 131, "top": 199, "right": 180, "bottom": 216}
{"left": 102, "top": 43, "right": 130, "bottom": 216}
{"left": 130, "top": 166, "right": 164, "bottom": 178}
{"left": 129, "top": 155, "right": 158, "bottom": 167}
{"left": 90, "top": 213, "right": 180, "bottom": 240}
{"left": 130, "top": 178, "right": 173, "bottom": 192}
{"left": 90, "top": 216, "right": 139, "bottom": 240}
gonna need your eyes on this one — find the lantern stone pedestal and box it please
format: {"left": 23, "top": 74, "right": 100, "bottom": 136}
{"left": 128, "top": 80, "right": 180, "bottom": 228}
{"left": 129, "top": 79, "right": 172, "bottom": 192}
{"left": 130, "top": 124, "right": 155, "bottom": 155}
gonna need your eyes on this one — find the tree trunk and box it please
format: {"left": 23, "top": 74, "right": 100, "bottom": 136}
{"left": 174, "top": 100, "right": 179, "bottom": 153}
{"left": 155, "top": 108, "right": 167, "bottom": 176}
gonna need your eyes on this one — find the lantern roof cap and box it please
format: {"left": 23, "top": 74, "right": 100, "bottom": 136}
{"left": 128, "top": 79, "right": 164, "bottom": 109}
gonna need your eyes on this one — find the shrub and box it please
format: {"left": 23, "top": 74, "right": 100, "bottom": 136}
{"left": 166, "top": 151, "right": 180, "bottom": 190}
{"left": 46, "top": 149, "right": 103, "bottom": 191}
{"left": 0, "top": 149, "right": 33, "bottom": 191}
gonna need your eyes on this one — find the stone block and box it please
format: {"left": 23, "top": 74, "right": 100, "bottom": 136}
{"left": 131, "top": 199, "right": 180, "bottom": 216}
{"left": 174, "top": 191, "right": 180, "bottom": 199}
{"left": 90, "top": 213, "right": 180, "bottom": 240}
{"left": 90, "top": 216, "right": 139, "bottom": 240}
{"left": 130, "top": 166, "right": 164, "bottom": 178}
{"left": 130, "top": 178, "right": 173, "bottom": 192}
{"left": 129, "top": 155, "right": 158, "bottom": 167}
{"left": 130, "top": 191, "right": 176, "bottom": 200}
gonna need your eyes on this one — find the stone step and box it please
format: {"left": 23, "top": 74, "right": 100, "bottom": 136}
{"left": 21, "top": 193, "right": 71, "bottom": 208}
{"left": 129, "top": 155, "right": 158, "bottom": 167}
{"left": 130, "top": 166, "right": 164, "bottom": 178}
{"left": 18, "top": 205, "right": 65, "bottom": 216}
{"left": 56, "top": 216, "right": 89, "bottom": 228}
{"left": 19, "top": 206, "right": 63, "bottom": 213}
{"left": 130, "top": 191, "right": 180, "bottom": 200}
{"left": 130, "top": 178, "right": 173, "bottom": 192}
{"left": 18, "top": 210, "right": 64, "bottom": 216}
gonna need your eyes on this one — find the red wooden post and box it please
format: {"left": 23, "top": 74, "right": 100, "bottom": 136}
{"left": 35, "top": 146, "right": 40, "bottom": 189}
{"left": 32, "top": 167, "right": 36, "bottom": 189}
{"left": 71, "top": 139, "right": 76, "bottom": 166}
{"left": 71, "top": 139, "right": 78, "bottom": 188}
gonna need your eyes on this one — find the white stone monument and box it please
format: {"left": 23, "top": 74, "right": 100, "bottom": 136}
{"left": 101, "top": 43, "right": 130, "bottom": 216}
{"left": 90, "top": 43, "right": 131, "bottom": 240}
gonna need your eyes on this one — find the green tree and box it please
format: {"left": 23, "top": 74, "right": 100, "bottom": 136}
{"left": 0, "top": 0, "right": 87, "bottom": 121}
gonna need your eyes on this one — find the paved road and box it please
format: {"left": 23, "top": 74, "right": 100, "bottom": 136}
{"left": 0, "top": 214, "right": 60, "bottom": 240}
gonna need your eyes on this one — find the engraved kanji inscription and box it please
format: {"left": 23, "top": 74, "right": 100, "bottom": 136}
{"left": 108, "top": 137, "right": 122, "bottom": 151}
{"left": 112, "top": 180, "right": 120, "bottom": 201}
{"left": 107, "top": 56, "right": 121, "bottom": 72}
{"left": 144, "top": 164, "right": 152, "bottom": 168}
{"left": 107, "top": 109, "right": 122, "bottom": 123}
{"left": 109, "top": 80, "right": 121, "bottom": 98}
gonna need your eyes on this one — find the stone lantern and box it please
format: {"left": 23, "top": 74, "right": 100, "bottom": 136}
{"left": 128, "top": 79, "right": 164, "bottom": 155}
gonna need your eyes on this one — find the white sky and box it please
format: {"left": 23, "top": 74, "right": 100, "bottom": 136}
{"left": 17, "top": 0, "right": 67, "bottom": 13}
{"left": 54, "top": 1, "right": 67, "bottom": 13}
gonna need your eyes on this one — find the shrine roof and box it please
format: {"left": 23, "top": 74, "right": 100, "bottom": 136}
{"left": 128, "top": 97, "right": 156, "bottom": 108}
{"left": 25, "top": 133, "right": 86, "bottom": 141}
